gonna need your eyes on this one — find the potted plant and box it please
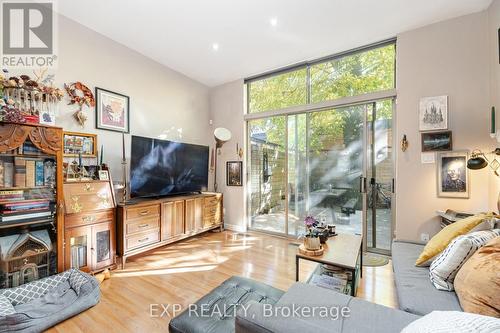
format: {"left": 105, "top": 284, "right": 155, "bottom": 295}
{"left": 303, "top": 216, "right": 321, "bottom": 250}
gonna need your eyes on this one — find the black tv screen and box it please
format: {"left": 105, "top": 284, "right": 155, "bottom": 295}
{"left": 130, "top": 135, "right": 209, "bottom": 198}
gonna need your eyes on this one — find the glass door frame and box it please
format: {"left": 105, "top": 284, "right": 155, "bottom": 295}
{"left": 245, "top": 91, "right": 396, "bottom": 246}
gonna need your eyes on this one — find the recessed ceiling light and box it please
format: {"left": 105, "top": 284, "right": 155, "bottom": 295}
{"left": 212, "top": 43, "right": 219, "bottom": 51}
{"left": 270, "top": 17, "right": 278, "bottom": 27}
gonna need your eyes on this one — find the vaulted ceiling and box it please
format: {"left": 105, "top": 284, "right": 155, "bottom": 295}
{"left": 57, "top": 0, "right": 492, "bottom": 87}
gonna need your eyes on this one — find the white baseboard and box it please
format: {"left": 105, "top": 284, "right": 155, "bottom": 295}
{"left": 224, "top": 223, "right": 247, "bottom": 233}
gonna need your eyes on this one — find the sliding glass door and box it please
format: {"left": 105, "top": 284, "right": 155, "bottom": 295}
{"left": 247, "top": 100, "right": 394, "bottom": 254}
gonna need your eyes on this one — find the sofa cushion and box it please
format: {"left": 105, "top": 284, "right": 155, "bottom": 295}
{"left": 169, "top": 276, "right": 284, "bottom": 333}
{"left": 0, "top": 295, "right": 15, "bottom": 316}
{"left": 392, "top": 240, "right": 462, "bottom": 315}
{"left": 236, "top": 282, "right": 419, "bottom": 333}
{"left": 454, "top": 236, "right": 500, "bottom": 317}
{"left": 429, "top": 229, "right": 500, "bottom": 291}
{"left": 401, "top": 311, "right": 500, "bottom": 333}
{"left": 415, "top": 213, "right": 492, "bottom": 266}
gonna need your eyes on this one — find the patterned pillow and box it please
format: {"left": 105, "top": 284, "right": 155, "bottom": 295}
{"left": 401, "top": 311, "right": 500, "bottom": 333}
{"left": 0, "top": 295, "right": 15, "bottom": 316}
{"left": 429, "top": 229, "right": 500, "bottom": 291}
{"left": 69, "top": 269, "right": 89, "bottom": 295}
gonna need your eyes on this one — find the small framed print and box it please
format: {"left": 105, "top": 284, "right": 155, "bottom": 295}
{"left": 98, "top": 170, "right": 110, "bottom": 181}
{"left": 226, "top": 161, "right": 243, "bottom": 186}
{"left": 419, "top": 95, "right": 448, "bottom": 131}
{"left": 421, "top": 131, "right": 452, "bottom": 152}
{"left": 63, "top": 131, "right": 97, "bottom": 157}
{"left": 437, "top": 151, "right": 469, "bottom": 198}
{"left": 95, "top": 87, "right": 130, "bottom": 133}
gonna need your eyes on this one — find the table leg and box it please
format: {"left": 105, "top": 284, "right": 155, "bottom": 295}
{"left": 296, "top": 256, "right": 299, "bottom": 281}
{"left": 360, "top": 243, "right": 363, "bottom": 278}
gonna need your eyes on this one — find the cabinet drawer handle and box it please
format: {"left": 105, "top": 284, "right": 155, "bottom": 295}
{"left": 139, "top": 210, "right": 150, "bottom": 216}
{"left": 138, "top": 224, "right": 149, "bottom": 228}
{"left": 138, "top": 237, "right": 149, "bottom": 243}
{"left": 82, "top": 215, "right": 96, "bottom": 223}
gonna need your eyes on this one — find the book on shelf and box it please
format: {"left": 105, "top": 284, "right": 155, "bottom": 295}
{"left": 35, "top": 160, "right": 44, "bottom": 186}
{"left": 25, "top": 160, "right": 35, "bottom": 187}
{"left": 14, "top": 157, "right": 26, "bottom": 187}
{"left": 3, "top": 162, "right": 14, "bottom": 187}
{"left": 0, "top": 210, "right": 52, "bottom": 222}
{"left": 0, "top": 190, "right": 24, "bottom": 201}
{"left": 0, "top": 161, "right": 3, "bottom": 186}
{"left": 1, "top": 200, "right": 50, "bottom": 210}
{"left": 20, "top": 141, "right": 42, "bottom": 154}
{"left": 43, "top": 159, "right": 56, "bottom": 187}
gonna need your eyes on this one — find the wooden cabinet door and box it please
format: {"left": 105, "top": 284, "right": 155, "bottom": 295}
{"left": 185, "top": 199, "right": 195, "bottom": 234}
{"left": 161, "top": 200, "right": 185, "bottom": 240}
{"left": 64, "top": 225, "right": 92, "bottom": 272}
{"left": 91, "top": 221, "right": 115, "bottom": 271}
{"left": 194, "top": 198, "right": 203, "bottom": 231}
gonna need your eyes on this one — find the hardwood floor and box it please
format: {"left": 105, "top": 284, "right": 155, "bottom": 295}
{"left": 48, "top": 231, "right": 397, "bottom": 332}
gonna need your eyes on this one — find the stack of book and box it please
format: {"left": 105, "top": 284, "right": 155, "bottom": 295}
{"left": 310, "top": 274, "right": 348, "bottom": 293}
{"left": 0, "top": 157, "right": 55, "bottom": 188}
{"left": 0, "top": 200, "right": 53, "bottom": 224}
{"left": 321, "top": 264, "right": 353, "bottom": 281}
{"left": 0, "top": 190, "right": 24, "bottom": 202}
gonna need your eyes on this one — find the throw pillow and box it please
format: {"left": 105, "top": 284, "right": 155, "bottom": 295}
{"left": 415, "top": 213, "right": 493, "bottom": 266}
{"left": 69, "top": 269, "right": 89, "bottom": 295}
{"left": 454, "top": 236, "right": 500, "bottom": 318}
{"left": 0, "top": 295, "right": 15, "bottom": 316}
{"left": 429, "top": 229, "right": 500, "bottom": 291}
{"left": 401, "top": 311, "right": 500, "bottom": 333}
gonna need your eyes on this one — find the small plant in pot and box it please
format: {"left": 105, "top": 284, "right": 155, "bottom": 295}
{"left": 303, "top": 216, "right": 321, "bottom": 250}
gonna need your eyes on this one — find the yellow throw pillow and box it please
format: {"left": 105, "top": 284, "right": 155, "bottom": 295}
{"left": 415, "top": 213, "right": 493, "bottom": 266}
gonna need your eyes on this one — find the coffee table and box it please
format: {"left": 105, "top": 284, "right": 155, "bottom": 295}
{"left": 296, "top": 233, "right": 362, "bottom": 296}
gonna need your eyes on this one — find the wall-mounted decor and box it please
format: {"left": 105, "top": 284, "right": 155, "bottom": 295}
{"left": 419, "top": 95, "right": 448, "bottom": 131}
{"left": 226, "top": 161, "right": 243, "bottom": 186}
{"left": 421, "top": 131, "right": 452, "bottom": 152}
{"left": 437, "top": 151, "right": 469, "bottom": 198}
{"left": 95, "top": 87, "right": 130, "bottom": 133}
{"left": 0, "top": 70, "right": 64, "bottom": 125}
{"left": 65, "top": 82, "right": 95, "bottom": 127}
{"left": 63, "top": 131, "right": 97, "bottom": 157}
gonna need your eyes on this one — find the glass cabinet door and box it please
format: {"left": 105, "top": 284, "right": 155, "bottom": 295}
{"left": 92, "top": 221, "right": 115, "bottom": 270}
{"left": 65, "top": 226, "right": 91, "bottom": 272}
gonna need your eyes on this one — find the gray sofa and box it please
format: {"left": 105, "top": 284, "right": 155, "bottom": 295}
{"left": 170, "top": 240, "right": 465, "bottom": 333}
{"left": 0, "top": 269, "right": 100, "bottom": 333}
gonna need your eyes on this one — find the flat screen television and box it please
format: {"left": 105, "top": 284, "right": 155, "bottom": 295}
{"left": 130, "top": 135, "right": 209, "bottom": 198}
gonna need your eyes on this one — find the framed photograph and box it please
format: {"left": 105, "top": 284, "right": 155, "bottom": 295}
{"left": 226, "top": 161, "right": 243, "bottom": 186}
{"left": 39, "top": 108, "right": 56, "bottom": 126}
{"left": 95, "top": 87, "right": 130, "bottom": 133}
{"left": 421, "top": 131, "right": 452, "bottom": 152}
{"left": 437, "top": 151, "right": 469, "bottom": 198}
{"left": 98, "top": 170, "right": 110, "bottom": 181}
{"left": 63, "top": 131, "right": 97, "bottom": 157}
{"left": 419, "top": 95, "right": 448, "bottom": 131}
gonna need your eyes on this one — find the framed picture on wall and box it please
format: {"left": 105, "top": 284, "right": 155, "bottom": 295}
{"left": 419, "top": 95, "right": 448, "bottom": 131}
{"left": 63, "top": 131, "right": 97, "bottom": 157}
{"left": 95, "top": 87, "right": 130, "bottom": 133}
{"left": 226, "top": 161, "right": 243, "bottom": 186}
{"left": 421, "top": 131, "right": 452, "bottom": 152}
{"left": 437, "top": 151, "right": 469, "bottom": 198}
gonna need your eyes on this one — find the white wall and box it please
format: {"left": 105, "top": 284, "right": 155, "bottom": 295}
{"left": 13, "top": 14, "right": 212, "bottom": 183}
{"left": 209, "top": 80, "right": 246, "bottom": 231}
{"left": 210, "top": 7, "right": 498, "bottom": 239}
{"left": 488, "top": 0, "right": 500, "bottom": 211}
{"left": 395, "top": 11, "right": 492, "bottom": 242}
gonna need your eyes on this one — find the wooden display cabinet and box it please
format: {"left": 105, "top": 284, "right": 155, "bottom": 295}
{"left": 63, "top": 180, "right": 116, "bottom": 273}
{"left": 0, "top": 122, "right": 65, "bottom": 273}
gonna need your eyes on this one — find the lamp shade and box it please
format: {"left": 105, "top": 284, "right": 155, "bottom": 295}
{"left": 467, "top": 156, "right": 488, "bottom": 170}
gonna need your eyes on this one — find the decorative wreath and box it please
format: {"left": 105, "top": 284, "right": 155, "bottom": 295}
{"left": 64, "top": 82, "right": 95, "bottom": 108}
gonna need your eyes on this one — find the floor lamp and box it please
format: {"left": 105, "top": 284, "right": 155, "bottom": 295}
{"left": 213, "top": 127, "right": 232, "bottom": 192}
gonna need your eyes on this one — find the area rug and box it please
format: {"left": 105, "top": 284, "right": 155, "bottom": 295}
{"left": 363, "top": 253, "right": 389, "bottom": 267}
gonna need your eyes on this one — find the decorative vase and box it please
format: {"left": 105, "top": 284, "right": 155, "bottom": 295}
{"left": 304, "top": 235, "right": 321, "bottom": 250}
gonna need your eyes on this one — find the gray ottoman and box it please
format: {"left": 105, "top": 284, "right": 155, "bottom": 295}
{"left": 169, "top": 276, "right": 285, "bottom": 333}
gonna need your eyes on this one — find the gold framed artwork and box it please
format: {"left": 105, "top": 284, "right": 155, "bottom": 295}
{"left": 63, "top": 131, "right": 97, "bottom": 157}
{"left": 226, "top": 161, "right": 243, "bottom": 186}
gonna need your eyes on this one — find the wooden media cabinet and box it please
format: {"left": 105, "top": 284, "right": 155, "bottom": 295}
{"left": 117, "top": 192, "right": 222, "bottom": 267}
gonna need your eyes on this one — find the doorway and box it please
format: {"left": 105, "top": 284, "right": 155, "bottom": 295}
{"left": 247, "top": 99, "right": 394, "bottom": 254}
